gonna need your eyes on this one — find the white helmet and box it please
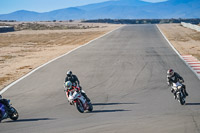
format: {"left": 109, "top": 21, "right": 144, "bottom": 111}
{"left": 65, "top": 81, "right": 72, "bottom": 90}
{"left": 167, "top": 69, "right": 174, "bottom": 77}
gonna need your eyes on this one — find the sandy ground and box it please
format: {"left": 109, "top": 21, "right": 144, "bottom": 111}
{"left": 158, "top": 24, "right": 200, "bottom": 59}
{"left": 0, "top": 22, "right": 121, "bottom": 90}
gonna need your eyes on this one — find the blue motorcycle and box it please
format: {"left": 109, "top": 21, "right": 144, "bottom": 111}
{"left": 0, "top": 101, "right": 18, "bottom": 122}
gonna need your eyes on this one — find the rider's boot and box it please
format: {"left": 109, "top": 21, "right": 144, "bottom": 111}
{"left": 183, "top": 88, "right": 188, "bottom": 96}
{"left": 81, "top": 93, "right": 91, "bottom": 103}
{"left": 182, "top": 88, "right": 188, "bottom": 97}
{"left": 171, "top": 89, "right": 176, "bottom": 99}
{"left": 173, "top": 92, "right": 177, "bottom": 99}
{"left": 183, "top": 85, "right": 188, "bottom": 96}
{"left": 184, "top": 90, "right": 188, "bottom": 96}
{"left": 171, "top": 88, "right": 175, "bottom": 93}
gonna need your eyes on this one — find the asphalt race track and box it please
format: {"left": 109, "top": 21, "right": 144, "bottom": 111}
{"left": 1, "top": 25, "right": 200, "bottom": 133}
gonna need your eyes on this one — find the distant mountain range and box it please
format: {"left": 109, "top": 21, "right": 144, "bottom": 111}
{"left": 0, "top": 0, "right": 200, "bottom": 21}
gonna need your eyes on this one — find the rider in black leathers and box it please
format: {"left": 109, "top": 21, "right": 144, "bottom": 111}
{"left": 167, "top": 69, "right": 188, "bottom": 98}
{"left": 0, "top": 95, "right": 11, "bottom": 111}
{"left": 65, "top": 71, "right": 90, "bottom": 102}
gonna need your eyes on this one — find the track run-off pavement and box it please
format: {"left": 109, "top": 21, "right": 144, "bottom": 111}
{"left": 0, "top": 25, "right": 200, "bottom": 133}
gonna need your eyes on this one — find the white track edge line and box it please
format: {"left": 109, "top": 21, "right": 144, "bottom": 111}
{"left": 156, "top": 24, "right": 200, "bottom": 80}
{"left": 0, "top": 25, "right": 124, "bottom": 95}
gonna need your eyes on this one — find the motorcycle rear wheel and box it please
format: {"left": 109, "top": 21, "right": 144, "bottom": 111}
{"left": 88, "top": 103, "right": 93, "bottom": 112}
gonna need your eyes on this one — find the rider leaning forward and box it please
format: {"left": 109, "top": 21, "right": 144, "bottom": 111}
{"left": 167, "top": 69, "right": 189, "bottom": 99}
{"left": 64, "top": 70, "right": 90, "bottom": 102}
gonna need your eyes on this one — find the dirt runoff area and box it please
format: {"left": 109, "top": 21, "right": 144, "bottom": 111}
{"left": 158, "top": 24, "right": 200, "bottom": 60}
{"left": 0, "top": 22, "right": 121, "bottom": 91}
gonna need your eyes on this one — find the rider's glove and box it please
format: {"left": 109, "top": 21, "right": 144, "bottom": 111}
{"left": 7, "top": 99, "right": 10, "bottom": 103}
{"left": 76, "top": 88, "right": 80, "bottom": 93}
{"left": 77, "top": 84, "right": 79, "bottom": 88}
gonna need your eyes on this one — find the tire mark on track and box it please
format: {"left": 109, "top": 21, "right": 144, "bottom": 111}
{"left": 121, "top": 62, "right": 148, "bottom": 98}
{"left": 131, "top": 62, "right": 147, "bottom": 88}
{"left": 192, "top": 113, "right": 200, "bottom": 133}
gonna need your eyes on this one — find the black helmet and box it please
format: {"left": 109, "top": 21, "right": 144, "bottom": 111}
{"left": 67, "top": 70, "right": 72, "bottom": 77}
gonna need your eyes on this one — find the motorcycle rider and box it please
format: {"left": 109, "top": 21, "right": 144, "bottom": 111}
{"left": 64, "top": 81, "right": 80, "bottom": 104}
{"left": 167, "top": 69, "right": 188, "bottom": 99}
{"left": 65, "top": 70, "right": 90, "bottom": 102}
{"left": 65, "top": 70, "right": 80, "bottom": 87}
{"left": 0, "top": 95, "right": 11, "bottom": 111}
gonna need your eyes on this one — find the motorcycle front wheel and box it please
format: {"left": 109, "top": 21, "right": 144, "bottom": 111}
{"left": 9, "top": 107, "right": 19, "bottom": 121}
{"left": 178, "top": 93, "right": 185, "bottom": 105}
{"left": 180, "top": 97, "right": 185, "bottom": 105}
{"left": 75, "top": 101, "right": 84, "bottom": 113}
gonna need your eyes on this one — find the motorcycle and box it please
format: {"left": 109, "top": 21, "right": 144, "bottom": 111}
{"left": 172, "top": 82, "right": 186, "bottom": 105}
{"left": 0, "top": 101, "right": 19, "bottom": 122}
{"left": 65, "top": 88, "right": 93, "bottom": 113}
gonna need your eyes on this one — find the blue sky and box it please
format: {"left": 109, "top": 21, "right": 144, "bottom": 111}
{"left": 0, "top": 0, "right": 167, "bottom": 14}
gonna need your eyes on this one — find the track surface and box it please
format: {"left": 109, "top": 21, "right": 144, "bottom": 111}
{"left": 1, "top": 25, "right": 200, "bottom": 133}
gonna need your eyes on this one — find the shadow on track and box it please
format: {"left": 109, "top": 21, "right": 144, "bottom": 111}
{"left": 88, "top": 109, "right": 130, "bottom": 113}
{"left": 186, "top": 103, "right": 200, "bottom": 106}
{"left": 92, "top": 102, "right": 137, "bottom": 106}
{"left": 88, "top": 102, "right": 136, "bottom": 113}
{"left": 5, "top": 118, "right": 56, "bottom": 123}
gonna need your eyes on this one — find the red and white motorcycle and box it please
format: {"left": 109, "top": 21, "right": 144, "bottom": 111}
{"left": 65, "top": 88, "right": 93, "bottom": 113}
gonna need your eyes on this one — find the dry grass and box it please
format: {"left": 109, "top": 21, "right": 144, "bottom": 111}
{"left": 0, "top": 21, "right": 101, "bottom": 31}
{"left": 0, "top": 22, "right": 121, "bottom": 90}
{"left": 158, "top": 24, "right": 200, "bottom": 60}
{"left": 0, "top": 77, "right": 11, "bottom": 85}
{"left": 0, "top": 31, "right": 107, "bottom": 47}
